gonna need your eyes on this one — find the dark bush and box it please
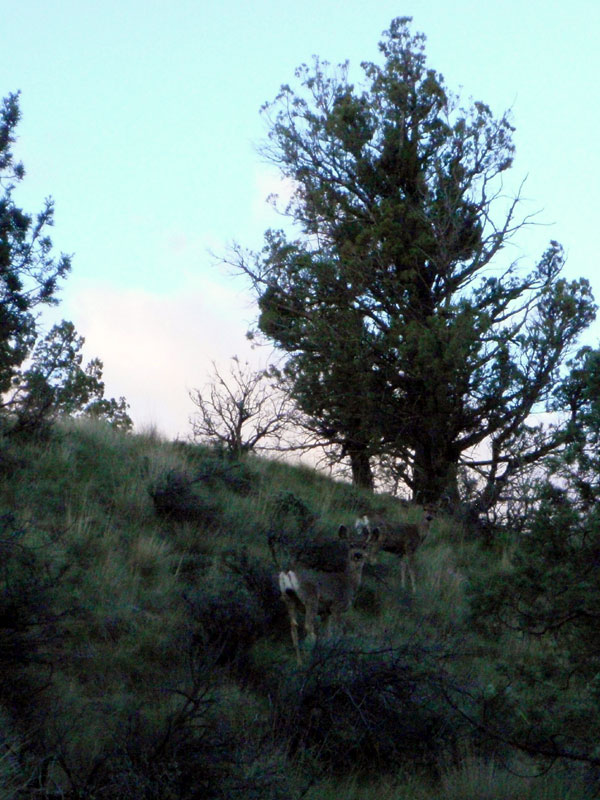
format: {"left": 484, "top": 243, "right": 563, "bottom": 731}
{"left": 184, "top": 573, "right": 273, "bottom": 666}
{"left": 223, "top": 548, "right": 286, "bottom": 631}
{"left": 149, "top": 469, "right": 218, "bottom": 524}
{"left": 267, "top": 491, "right": 335, "bottom": 574}
{"left": 0, "top": 513, "right": 66, "bottom": 708}
{"left": 352, "top": 580, "right": 383, "bottom": 615}
{"left": 270, "top": 491, "right": 318, "bottom": 535}
{"left": 174, "top": 444, "right": 256, "bottom": 495}
{"left": 41, "top": 650, "right": 289, "bottom": 799}
{"left": 274, "top": 641, "right": 476, "bottom": 775}
{"left": 193, "top": 453, "right": 255, "bottom": 495}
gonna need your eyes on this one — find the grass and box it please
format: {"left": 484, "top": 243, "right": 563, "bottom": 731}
{"left": 438, "top": 754, "right": 593, "bottom": 800}
{"left": 0, "top": 417, "right": 595, "bottom": 799}
{"left": 302, "top": 760, "right": 593, "bottom": 800}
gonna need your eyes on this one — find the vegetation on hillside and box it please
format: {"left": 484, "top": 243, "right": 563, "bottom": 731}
{"left": 0, "top": 419, "right": 598, "bottom": 798}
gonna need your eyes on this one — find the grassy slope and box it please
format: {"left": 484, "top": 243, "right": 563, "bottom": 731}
{"left": 0, "top": 419, "right": 590, "bottom": 799}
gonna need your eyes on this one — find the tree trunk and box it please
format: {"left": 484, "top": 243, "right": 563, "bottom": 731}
{"left": 412, "top": 439, "right": 459, "bottom": 507}
{"left": 348, "top": 445, "right": 374, "bottom": 491}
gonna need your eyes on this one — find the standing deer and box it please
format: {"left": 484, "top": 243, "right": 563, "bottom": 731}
{"left": 356, "top": 506, "right": 435, "bottom": 593}
{"left": 270, "top": 525, "right": 380, "bottom": 665}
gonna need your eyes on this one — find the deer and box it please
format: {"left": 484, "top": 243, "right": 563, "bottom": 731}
{"left": 270, "top": 525, "right": 380, "bottom": 665}
{"left": 355, "top": 505, "right": 436, "bottom": 593}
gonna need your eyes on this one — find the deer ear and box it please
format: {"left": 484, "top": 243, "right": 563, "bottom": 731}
{"left": 338, "top": 525, "right": 348, "bottom": 540}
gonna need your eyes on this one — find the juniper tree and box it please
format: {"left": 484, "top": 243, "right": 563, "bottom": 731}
{"left": 9, "top": 320, "right": 132, "bottom": 434}
{"left": 0, "top": 92, "right": 131, "bottom": 435}
{"left": 0, "top": 92, "right": 71, "bottom": 398}
{"left": 233, "top": 18, "right": 595, "bottom": 503}
{"left": 468, "top": 347, "right": 600, "bottom": 766}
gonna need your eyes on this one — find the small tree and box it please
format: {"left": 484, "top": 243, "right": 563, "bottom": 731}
{"left": 232, "top": 18, "right": 595, "bottom": 505}
{"left": 6, "top": 319, "right": 132, "bottom": 434}
{"left": 1, "top": 92, "right": 70, "bottom": 397}
{"left": 0, "top": 93, "right": 131, "bottom": 435}
{"left": 190, "top": 356, "right": 294, "bottom": 458}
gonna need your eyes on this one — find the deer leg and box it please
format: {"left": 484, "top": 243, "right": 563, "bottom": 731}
{"left": 304, "top": 599, "right": 318, "bottom": 649}
{"left": 328, "top": 609, "right": 343, "bottom": 639}
{"left": 407, "top": 556, "right": 417, "bottom": 593}
{"left": 400, "top": 559, "right": 407, "bottom": 590}
{"left": 283, "top": 594, "right": 302, "bottom": 665}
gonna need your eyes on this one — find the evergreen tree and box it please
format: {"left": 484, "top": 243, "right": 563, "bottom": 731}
{"left": 9, "top": 320, "right": 132, "bottom": 434}
{"left": 234, "top": 19, "right": 595, "bottom": 503}
{"left": 0, "top": 92, "right": 70, "bottom": 395}
{"left": 469, "top": 348, "right": 600, "bottom": 766}
{"left": 0, "top": 92, "right": 131, "bottom": 435}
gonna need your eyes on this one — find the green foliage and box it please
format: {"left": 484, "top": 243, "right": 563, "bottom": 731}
{"left": 0, "top": 417, "right": 595, "bottom": 797}
{"left": 0, "top": 513, "right": 67, "bottom": 708}
{"left": 9, "top": 319, "right": 132, "bottom": 435}
{"left": 149, "top": 452, "right": 254, "bottom": 525}
{"left": 150, "top": 468, "right": 219, "bottom": 524}
{"left": 270, "top": 489, "right": 318, "bottom": 533}
{"left": 274, "top": 640, "right": 476, "bottom": 775}
{"left": 302, "top": 760, "right": 591, "bottom": 800}
{"left": 236, "top": 19, "right": 596, "bottom": 503}
{"left": 0, "top": 92, "right": 71, "bottom": 396}
{"left": 552, "top": 344, "right": 600, "bottom": 501}
{"left": 185, "top": 574, "right": 270, "bottom": 667}
{"left": 469, "top": 450, "right": 600, "bottom": 767}
{"left": 189, "top": 448, "right": 255, "bottom": 494}
{"left": 223, "top": 546, "right": 285, "bottom": 629}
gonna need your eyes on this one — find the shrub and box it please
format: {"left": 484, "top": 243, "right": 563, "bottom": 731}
{"left": 175, "top": 444, "right": 256, "bottom": 495}
{"left": 194, "top": 452, "right": 255, "bottom": 495}
{"left": 184, "top": 574, "right": 271, "bottom": 667}
{"left": 273, "top": 640, "right": 475, "bottom": 775}
{"left": 39, "top": 653, "right": 290, "bottom": 799}
{"left": 223, "top": 547, "right": 285, "bottom": 627}
{"left": 0, "top": 513, "right": 67, "bottom": 709}
{"left": 149, "top": 469, "right": 218, "bottom": 524}
{"left": 270, "top": 490, "right": 318, "bottom": 535}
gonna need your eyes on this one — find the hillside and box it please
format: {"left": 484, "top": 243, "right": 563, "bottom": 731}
{"left": 0, "top": 419, "right": 594, "bottom": 799}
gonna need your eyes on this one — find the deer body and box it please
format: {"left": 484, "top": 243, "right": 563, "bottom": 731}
{"left": 274, "top": 527, "right": 378, "bottom": 665}
{"left": 357, "top": 507, "right": 435, "bottom": 593}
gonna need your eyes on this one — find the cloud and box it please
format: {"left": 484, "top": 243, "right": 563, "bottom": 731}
{"left": 69, "top": 276, "right": 264, "bottom": 439}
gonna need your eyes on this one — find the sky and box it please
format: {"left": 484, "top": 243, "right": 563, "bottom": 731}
{"left": 1, "top": 1, "right": 599, "bottom": 439}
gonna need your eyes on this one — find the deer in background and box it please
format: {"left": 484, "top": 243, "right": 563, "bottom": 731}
{"left": 356, "top": 506, "right": 436, "bottom": 593}
{"left": 270, "top": 525, "right": 380, "bottom": 665}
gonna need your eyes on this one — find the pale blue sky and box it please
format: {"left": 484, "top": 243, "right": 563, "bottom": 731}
{"left": 1, "top": 1, "right": 598, "bottom": 436}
